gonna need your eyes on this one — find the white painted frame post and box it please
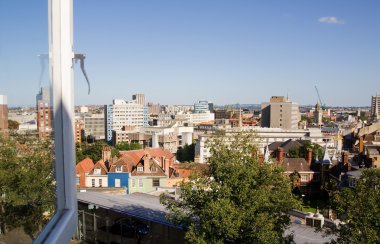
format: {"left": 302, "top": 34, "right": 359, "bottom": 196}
{"left": 34, "top": 0, "right": 77, "bottom": 243}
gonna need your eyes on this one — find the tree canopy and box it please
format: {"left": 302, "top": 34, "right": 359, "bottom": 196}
{"left": 287, "top": 140, "right": 323, "bottom": 160}
{"left": 176, "top": 143, "right": 195, "bottom": 162}
{"left": 7, "top": 120, "right": 19, "bottom": 130}
{"left": 161, "top": 131, "right": 300, "bottom": 243}
{"left": 114, "top": 141, "right": 142, "bottom": 151}
{"left": 76, "top": 140, "right": 119, "bottom": 163}
{"left": 0, "top": 134, "right": 54, "bottom": 238}
{"left": 331, "top": 169, "right": 380, "bottom": 243}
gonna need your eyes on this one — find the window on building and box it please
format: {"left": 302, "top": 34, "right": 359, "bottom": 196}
{"left": 139, "top": 178, "right": 143, "bottom": 188}
{"left": 132, "top": 179, "right": 136, "bottom": 188}
{"left": 301, "top": 175, "right": 309, "bottom": 182}
{"left": 115, "top": 166, "right": 122, "bottom": 172}
{"left": 92, "top": 179, "right": 95, "bottom": 187}
{"left": 94, "top": 168, "right": 101, "bottom": 175}
{"left": 99, "top": 179, "right": 102, "bottom": 187}
{"left": 152, "top": 178, "right": 160, "bottom": 187}
{"left": 137, "top": 166, "right": 144, "bottom": 172}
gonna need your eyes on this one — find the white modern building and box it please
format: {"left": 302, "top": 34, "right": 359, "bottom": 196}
{"left": 141, "top": 124, "right": 194, "bottom": 153}
{"left": 105, "top": 99, "right": 146, "bottom": 142}
{"left": 195, "top": 127, "right": 339, "bottom": 163}
{"left": 175, "top": 111, "right": 215, "bottom": 125}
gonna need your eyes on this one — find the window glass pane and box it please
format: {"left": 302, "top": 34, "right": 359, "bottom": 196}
{"left": 0, "top": 1, "right": 56, "bottom": 242}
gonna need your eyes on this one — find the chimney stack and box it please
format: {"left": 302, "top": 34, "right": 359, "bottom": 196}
{"left": 161, "top": 156, "right": 166, "bottom": 168}
{"left": 102, "top": 145, "right": 112, "bottom": 162}
{"left": 277, "top": 147, "right": 283, "bottom": 162}
{"left": 164, "top": 158, "right": 170, "bottom": 175}
{"left": 144, "top": 153, "right": 150, "bottom": 173}
{"left": 307, "top": 148, "right": 313, "bottom": 167}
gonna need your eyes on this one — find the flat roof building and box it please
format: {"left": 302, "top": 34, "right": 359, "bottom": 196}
{"left": 261, "top": 96, "right": 300, "bottom": 130}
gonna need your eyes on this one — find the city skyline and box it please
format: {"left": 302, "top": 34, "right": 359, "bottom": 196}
{"left": 1, "top": 1, "right": 380, "bottom": 107}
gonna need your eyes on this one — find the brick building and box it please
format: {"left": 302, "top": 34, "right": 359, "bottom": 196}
{"left": 0, "top": 95, "right": 8, "bottom": 132}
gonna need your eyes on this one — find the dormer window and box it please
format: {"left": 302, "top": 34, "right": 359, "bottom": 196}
{"left": 94, "top": 169, "right": 101, "bottom": 175}
{"left": 137, "top": 166, "right": 144, "bottom": 172}
{"left": 115, "top": 166, "right": 123, "bottom": 172}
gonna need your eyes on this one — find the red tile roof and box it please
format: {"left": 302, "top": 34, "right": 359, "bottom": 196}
{"left": 76, "top": 157, "right": 94, "bottom": 174}
{"left": 119, "top": 147, "right": 175, "bottom": 162}
{"left": 89, "top": 159, "right": 109, "bottom": 175}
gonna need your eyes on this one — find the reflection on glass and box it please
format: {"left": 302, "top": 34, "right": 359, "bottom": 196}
{"left": 0, "top": 1, "right": 56, "bottom": 242}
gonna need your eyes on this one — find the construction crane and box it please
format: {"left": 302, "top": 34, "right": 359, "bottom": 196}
{"left": 314, "top": 85, "right": 327, "bottom": 110}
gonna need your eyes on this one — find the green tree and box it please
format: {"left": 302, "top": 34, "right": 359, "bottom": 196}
{"left": 114, "top": 141, "right": 142, "bottom": 151}
{"left": 330, "top": 169, "right": 380, "bottom": 243}
{"left": 0, "top": 134, "right": 54, "bottom": 238}
{"left": 76, "top": 141, "right": 120, "bottom": 163}
{"left": 301, "top": 115, "right": 313, "bottom": 125}
{"left": 287, "top": 140, "right": 323, "bottom": 160}
{"left": 161, "top": 131, "right": 300, "bottom": 243}
{"left": 7, "top": 120, "right": 19, "bottom": 130}
{"left": 176, "top": 143, "right": 195, "bottom": 162}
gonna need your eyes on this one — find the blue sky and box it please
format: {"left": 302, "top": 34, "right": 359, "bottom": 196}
{"left": 1, "top": 1, "right": 380, "bottom": 107}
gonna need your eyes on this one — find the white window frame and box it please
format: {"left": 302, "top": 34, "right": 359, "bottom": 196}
{"left": 115, "top": 165, "right": 123, "bottom": 172}
{"left": 301, "top": 175, "right": 309, "bottom": 182}
{"left": 34, "top": 0, "right": 77, "bottom": 243}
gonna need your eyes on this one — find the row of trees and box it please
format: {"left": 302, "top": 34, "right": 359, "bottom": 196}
{"left": 75, "top": 141, "right": 142, "bottom": 163}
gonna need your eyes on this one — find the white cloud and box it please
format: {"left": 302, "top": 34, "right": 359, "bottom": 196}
{"left": 318, "top": 16, "right": 344, "bottom": 25}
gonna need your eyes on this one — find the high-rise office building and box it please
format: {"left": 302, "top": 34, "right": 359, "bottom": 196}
{"left": 371, "top": 94, "right": 380, "bottom": 120}
{"left": 132, "top": 94, "right": 145, "bottom": 106}
{"left": 105, "top": 99, "right": 146, "bottom": 142}
{"left": 84, "top": 114, "right": 105, "bottom": 140}
{"left": 261, "top": 96, "right": 300, "bottom": 129}
{"left": 194, "top": 101, "right": 210, "bottom": 113}
{"left": 36, "top": 87, "right": 52, "bottom": 139}
{"left": 0, "top": 95, "right": 8, "bottom": 132}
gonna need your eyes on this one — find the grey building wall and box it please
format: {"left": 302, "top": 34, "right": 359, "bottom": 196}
{"left": 261, "top": 96, "right": 300, "bottom": 129}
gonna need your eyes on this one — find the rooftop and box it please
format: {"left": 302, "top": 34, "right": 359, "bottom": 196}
{"left": 77, "top": 191, "right": 177, "bottom": 228}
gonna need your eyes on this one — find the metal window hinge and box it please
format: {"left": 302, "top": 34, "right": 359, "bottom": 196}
{"left": 38, "top": 53, "right": 91, "bottom": 94}
{"left": 74, "top": 53, "right": 91, "bottom": 94}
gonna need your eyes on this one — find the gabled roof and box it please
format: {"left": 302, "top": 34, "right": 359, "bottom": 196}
{"left": 119, "top": 147, "right": 175, "bottom": 162}
{"left": 109, "top": 155, "right": 135, "bottom": 173}
{"left": 88, "top": 159, "right": 108, "bottom": 175}
{"left": 76, "top": 157, "right": 94, "bottom": 174}
{"left": 131, "top": 158, "right": 166, "bottom": 177}
{"left": 280, "top": 158, "right": 314, "bottom": 172}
